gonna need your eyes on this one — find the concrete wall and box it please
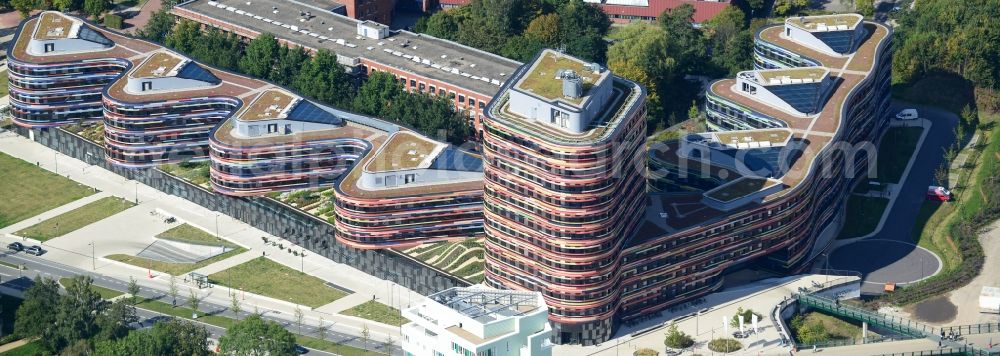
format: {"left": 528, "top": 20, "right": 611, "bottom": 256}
{"left": 124, "top": 76, "right": 215, "bottom": 94}
{"left": 13, "top": 126, "right": 470, "bottom": 295}
{"left": 27, "top": 38, "right": 106, "bottom": 56}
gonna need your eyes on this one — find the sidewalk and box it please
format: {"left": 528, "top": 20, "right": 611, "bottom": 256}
{"left": 0, "top": 130, "right": 419, "bottom": 341}
{"left": 947, "top": 131, "right": 980, "bottom": 189}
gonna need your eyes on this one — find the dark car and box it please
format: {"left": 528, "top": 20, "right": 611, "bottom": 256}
{"left": 25, "top": 245, "right": 45, "bottom": 256}
{"left": 294, "top": 345, "right": 309, "bottom": 354}
{"left": 7, "top": 242, "right": 24, "bottom": 252}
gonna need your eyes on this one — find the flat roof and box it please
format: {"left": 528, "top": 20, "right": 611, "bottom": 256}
{"left": 704, "top": 177, "right": 779, "bottom": 202}
{"left": 34, "top": 12, "right": 77, "bottom": 40}
{"left": 9, "top": 14, "right": 161, "bottom": 64}
{"left": 174, "top": 0, "right": 522, "bottom": 96}
{"left": 713, "top": 129, "right": 792, "bottom": 147}
{"left": 364, "top": 131, "right": 440, "bottom": 172}
{"left": 236, "top": 89, "right": 298, "bottom": 122}
{"left": 514, "top": 50, "right": 605, "bottom": 106}
{"left": 429, "top": 288, "right": 540, "bottom": 323}
{"left": 756, "top": 67, "right": 828, "bottom": 84}
{"left": 131, "top": 51, "right": 186, "bottom": 78}
{"left": 787, "top": 14, "right": 862, "bottom": 31}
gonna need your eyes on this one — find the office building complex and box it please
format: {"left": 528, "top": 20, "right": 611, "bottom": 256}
{"left": 402, "top": 287, "right": 552, "bottom": 356}
{"left": 437, "top": 0, "right": 729, "bottom": 24}
{"left": 483, "top": 14, "right": 891, "bottom": 345}
{"left": 172, "top": 0, "right": 521, "bottom": 136}
{"left": 8, "top": 11, "right": 485, "bottom": 248}
{"left": 482, "top": 49, "right": 648, "bottom": 344}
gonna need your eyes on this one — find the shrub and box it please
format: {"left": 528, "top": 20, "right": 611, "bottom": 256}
{"left": 634, "top": 348, "right": 659, "bottom": 356}
{"left": 104, "top": 14, "right": 123, "bottom": 29}
{"left": 707, "top": 338, "right": 741, "bottom": 353}
{"left": 664, "top": 323, "right": 694, "bottom": 349}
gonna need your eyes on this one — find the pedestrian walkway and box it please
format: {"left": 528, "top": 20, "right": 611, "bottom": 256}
{"left": 187, "top": 250, "right": 258, "bottom": 276}
{"left": 0, "top": 130, "right": 420, "bottom": 342}
{"left": 947, "top": 131, "right": 980, "bottom": 189}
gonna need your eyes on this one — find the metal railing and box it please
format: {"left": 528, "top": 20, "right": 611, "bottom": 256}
{"left": 939, "top": 323, "right": 1000, "bottom": 336}
{"left": 794, "top": 293, "right": 937, "bottom": 338}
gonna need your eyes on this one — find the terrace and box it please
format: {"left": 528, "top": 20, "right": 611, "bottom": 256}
{"left": 130, "top": 52, "right": 185, "bottom": 78}
{"left": 364, "top": 131, "right": 442, "bottom": 173}
{"left": 787, "top": 14, "right": 862, "bottom": 31}
{"left": 514, "top": 51, "right": 606, "bottom": 106}
{"left": 34, "top": 12, "right": 76, "bottom": 40}
{"left": 757, "top": 67, "right": 828, "bottom": 85}
{"left": 713, "top": 129, "right": 793, "bottom": 148}
{"left": 235, "top": 89, "right": 298, "bottom": 122}
{"left": 704, "top": 177, "right": 781, "bottom": 203}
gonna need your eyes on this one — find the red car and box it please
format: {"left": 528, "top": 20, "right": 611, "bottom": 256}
{"left": 927, "top": 186, "right": 952, "bottom": 201}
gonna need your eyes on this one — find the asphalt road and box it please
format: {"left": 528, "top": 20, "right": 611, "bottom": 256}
{"left": 829, "top": 103, "right": 959, "bottom": 293}
{"left": 0, "top": 251, "right": 401, "bottom": 355}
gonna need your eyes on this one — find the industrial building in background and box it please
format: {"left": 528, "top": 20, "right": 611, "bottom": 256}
{"left": 437, "top": 0, "right": 730, "bottom": 24}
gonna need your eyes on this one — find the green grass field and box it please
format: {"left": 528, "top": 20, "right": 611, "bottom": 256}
{"left": 0, "top": 152, "right": 95, "bottom": 229}
{"left": 342, "top": 301, "right": 409, "bottom": 327}
{"left": 15, "top": 197, "right": 135, "bottom": 241}
{"left": 158, "top": 161, "right": 211, "bottom": 187}
{"left": 838, "top": 196, "right": 890, "bottom": 239}
{"left": 209, "top": 257, "right": 346, "bottom": 308}
{"left": 156, "top": 223, "right": 237, "bottom": 248}
{"left": 58, "top": 277, "right": 124, "bottom": 299}
{"left": 106, "top": 246, "right": 246, "bottom": 276}
{"left": 0, "top": 70, "right": 9, "bottom": 98}
{"left": 0, "top": 341, "right": 45, "bottom": 356}
{"left": 874, "top": 127, "right": 924, "bottom": 184}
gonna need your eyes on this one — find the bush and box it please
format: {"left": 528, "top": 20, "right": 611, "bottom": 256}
{"left": 729, "top": 307, "right": 762, "bottom": 328}
{"left": 634, "top": 348, "right": 659, "bottom": 356}
{"left": 707, "top": 338, "right": 741, "bottom": 353}
{"left": 664, "top": 323, "right": 694, "bottom": 349}
{"left": 104, "top": 14, "right": 124, "bottom": 29}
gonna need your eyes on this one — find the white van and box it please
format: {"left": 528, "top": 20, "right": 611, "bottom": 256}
{"left": 896, "top": 108, "right": 919, "bottom": 120}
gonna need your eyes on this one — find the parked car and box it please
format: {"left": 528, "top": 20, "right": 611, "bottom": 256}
{"left": 294, "top": 344, "right": 309, "bottom": 354}
{"left": 7, "top": 242, "right": 24, "bottom": 252}
{"left": 896, "top": 108, "right": 919, "bottom": 120}
{"left": 927, "top": 185, "right": 952, "bottom": 201}
{"left": 24, "top": 245, "right": 46, "bottom": 256}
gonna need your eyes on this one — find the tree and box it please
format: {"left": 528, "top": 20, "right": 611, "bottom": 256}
{"left": 168, "top": 275, "right": 179, "bottom": 307}
{"left": 934, "top": 164, "right": 949, "bottom": 186}
{"left": 557, "top": 0, "right": 611, "bottom": 62}
{"left": 231, "top": 294, "right": 242, "bottom": 320}
{"left": 353, "top": 71, "right": 401, "bottom": 117}
{"left": 45, "top": 275, "right": 107, "bottom": 353}
{"left": 688, "top": 101, "right": 700, "bottom": 120}
{"left": 269, "top": 45, "right": 309, "bottom": 86}
{"left": 664, "top": 323, "right": 694, "bottom": 349}
{"left": 188, "top": 288, "right": 201, "bottom": 316}
{"left": 524, "top": 13, "right": 561, "bottom": 48}
{"left": 240, "top": 33, "right": 280, "bottom": 78}
{"left": 500, "top": 35, "right": 546, "bottom": 62}
{"left": 139, "top": 11, "right": 175, "bottom": 43}
{"left": 10, "top": 0, "right": 41, "bottom": 17}
{"left": 729, "top": 307, "right": 760, "bottom": 328}
{"left": 14, "top": 276, "right": 60, "bottom": 339}
{"left": 95, "top": 318, "right": 210, "bottom": 356}
{"left": 773, "top": 0, "right": 810, "bottom": 16}
{"left": 421, "top": 10, "right": 460, "bottom": 40}
{"left": 96, "top": 299, "right": 139, "bottom": 342}
{"left": 293, "top": 49, "right": 354, "bottom": 108}
{"left": 52, "top": 0, "right": 81, "bottom": 11}
{"left": 83, "top": 0, "right": 110, "bottom": 19}
{"left": 316, "top": 317, "right": 330, "bottom": 342}
{"left": 219, "top": 314, "right": 297, "bottom": 356}
{"left": 127, "top": 277, "right": 140, "bottom": 305}
{"left": 165, "top": 20, "right": 203, "bottom": 54}
{"left": 856, "top": 0, "right": 875, "bottom": 17}
{"left": 361, "top": 324, "right": 371, "bottom": 351}
{"left": 385, "top": 336, "right": 397, "bottom": 353}
{"left": 294, "top": 305, "right": 305, "bottom": 335}
{"left": 708, "top": 5, "right": 753, "bottom": 76}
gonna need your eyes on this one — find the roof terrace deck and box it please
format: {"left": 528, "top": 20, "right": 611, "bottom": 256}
{"left": 105, "top": 60, "right": 263, "bottom": 103}
{"left": 130, "top": 52, "right": 185, "bottom": 78}
{"left": 364, "top": 131, "right": 440, "bottom": 173}
{"left": 757, "top": 67, "right": 828, "bottom": 84}
{"left": 787, "top": 14, "right": 862, "bottom": 31}
{"left": 174, "top": 0, "right": 522, "bottom": 96}
{"left": 514, "top": 50, "right": 605, "bottom": 106}
{"left": 10, "top": 16, "right": 159, "bottom": 64}
{"left": 34, "top": 12, "right": 76, "bottom": 40}
{"left": 704, "top": 177, "right": 779, "bottom": 203}
{"left": 235, "top": 89, "right": 298, "bottom": 122}
{"left": 714, "top": 129, "right": 792, "bottom": 147}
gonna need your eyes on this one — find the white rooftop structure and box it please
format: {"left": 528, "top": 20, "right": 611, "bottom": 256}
{"left": 402, "top": 287, "right": 552, "bottom": 356}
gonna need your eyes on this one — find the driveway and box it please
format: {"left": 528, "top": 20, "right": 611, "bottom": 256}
{"left": 828, "top": 102, "right": 958, "bottom": 294}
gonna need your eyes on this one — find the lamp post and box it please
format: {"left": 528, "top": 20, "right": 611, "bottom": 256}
{"left": 134, "top": 181, "right": 139, "bottom": 204}
{"left": 89, "top": 241, "right": 95, "bottom": 270}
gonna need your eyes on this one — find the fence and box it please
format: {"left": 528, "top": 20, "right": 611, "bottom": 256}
{"left": 795, "top": 293, "right": 937, "bottom": 338}
{"left": 939, "top": 323, "right": 1000, "bottom": 336}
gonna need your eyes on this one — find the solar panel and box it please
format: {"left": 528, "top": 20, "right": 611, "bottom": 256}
{"left": 175, "top": 62, "right": 222, "bottom": 85}
{"left": 286, "top": 100, "right": 343, "bottom": 126}
{"left": 77, "top": 26, "right": 113, "bottom": 48}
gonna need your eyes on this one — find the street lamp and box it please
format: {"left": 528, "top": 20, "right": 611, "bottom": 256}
{"left": 89, "top": 241, "right": 96, "bottom": 270}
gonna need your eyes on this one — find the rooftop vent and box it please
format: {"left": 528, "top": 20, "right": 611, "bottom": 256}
{"left": 561, "top": 70, "right": 583, "bottom": 99}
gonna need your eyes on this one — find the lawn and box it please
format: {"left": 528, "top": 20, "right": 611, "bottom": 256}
{"left": 14, "top": 196, "right": 135, "bottom": 241}
{"left": 0, "top": 70, "right": 8, "bottom": 97}
{"left": 208, "top": 257, "right": 347, "bottom": 308}
{"left": 874, "top": 127, "right": 924, "bottom": 184}
{"left": 58, "top": 277, "right": 124, "bottom": 299}
{"left": 296, "top": 335, "right": 386, "bottom": 356}
{"left": 105, "top": 246, "right": 247, "bottom": 276}
{"left": 158, "top": 161, "right": 211, "bottom": 187}
{"left": 837, "top": 196, "right": 889, "bottom": 239}
{"left": 156, "top": 223, "right": 237, "bottom": 248}
{"left": 0, "top": 341, "right": 45, "bottom": 356}
{"left": 791, "top": 311, "right": 875, "bottom": 344}
{"left": 342, "top": 301, "right": 409, "bottom": 327}
{"left": 0, "top": 152, "right": 95, "bottom": 229}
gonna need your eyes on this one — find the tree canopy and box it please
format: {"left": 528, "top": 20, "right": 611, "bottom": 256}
{"left": 219, "top": 314, "right": 297, "bottom": 356}
{"left": 95, "top": 319, "right": 211, "bottom": 356}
